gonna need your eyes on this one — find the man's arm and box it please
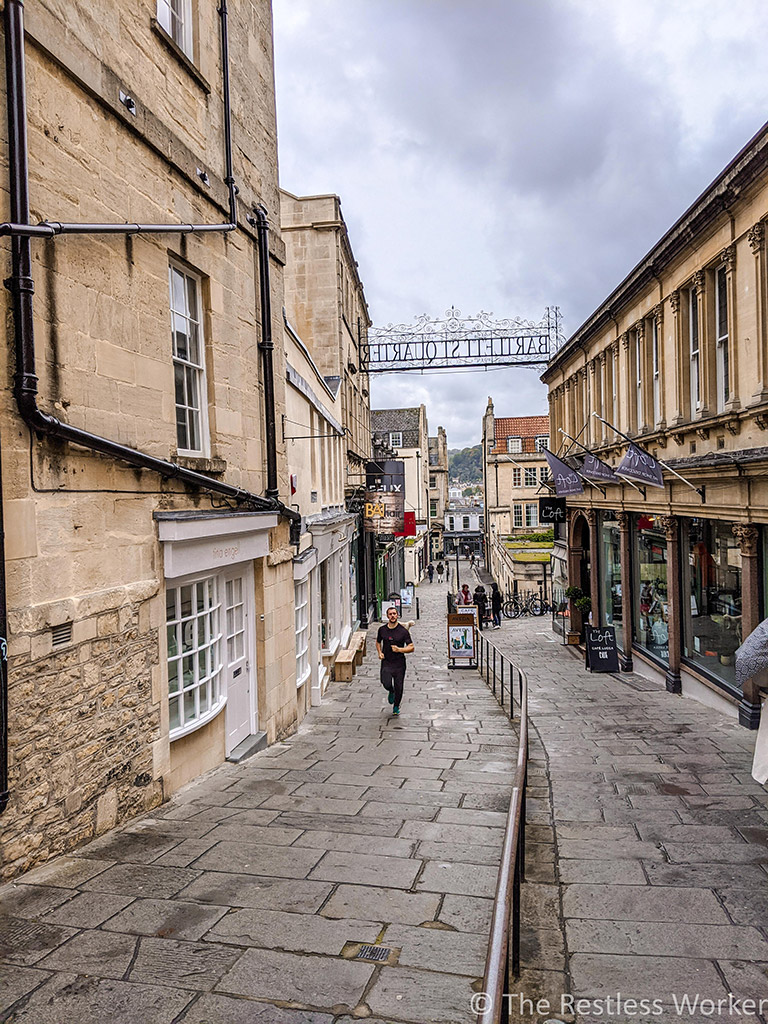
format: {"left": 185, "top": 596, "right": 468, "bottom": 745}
{"left": 376, "top": 640, "right": 384, "bottom": 660}
{"left": 391, "top": 632, "right": 414, "bottom": 655}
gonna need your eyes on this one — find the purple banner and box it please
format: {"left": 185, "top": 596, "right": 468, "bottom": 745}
{"left": 544, "top": 449, "right": 584, "bottom": 497}
{"left": 582, "top": 453, "right": 618, "bottom": 482}
{"left": 616, "top": 444, "right": 664, "bottom": 488}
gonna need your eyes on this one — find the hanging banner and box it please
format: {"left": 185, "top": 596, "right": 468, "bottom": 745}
{"left": 365, "top": 460, "right": 405, "bottom": 536}
{"left": 582, "top": 453, "right": 618, "bottom": 482}
{"left": 543, "top": 449, "right": 584, "bottom": 496}
{"left": 616, "top": 445, "right": 665, "bottom": 488}
{"left": 539, "top": 496, "right": 566, "bottom": 524}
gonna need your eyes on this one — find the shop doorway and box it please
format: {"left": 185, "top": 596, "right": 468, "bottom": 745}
{"left": 223, "top": 565, "right": 256, "bottom": 755}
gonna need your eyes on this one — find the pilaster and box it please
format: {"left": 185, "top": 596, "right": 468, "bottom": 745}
{"left": 660, "top": 515, "right": 681, "bottom": 694}
{"left": 616, "top": 511, "right": 633, "bottom": 671}
{"left": 749, "top": 222, "right": 768, "bottom": 404}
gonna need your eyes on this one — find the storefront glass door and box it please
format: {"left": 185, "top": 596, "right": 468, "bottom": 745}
{"left": 632, "top": 515, "right": 669, "bottom": 663}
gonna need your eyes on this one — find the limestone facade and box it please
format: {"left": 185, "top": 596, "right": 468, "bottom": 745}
{"left": 428, "top": 427, "right": 449, "bottom": 559}
{"left": 542, "top": 120, "right": 768, "bottom": 727}
{"left": 0, "top": 0, "right": 299, "bottom": 880}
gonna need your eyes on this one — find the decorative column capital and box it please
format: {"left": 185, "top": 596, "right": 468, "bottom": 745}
{"left": 720, "top": 243, "right": 737, "bottom": 272}
{"left": 585, "top": 509, "right": 597, "bottom": 527}
{"left": 616, "top": 511, "right": 631, "bottom": 529}
{"left": 564, "top": 378, "right": 572, "bottom": 392}
{"left": 599, "top": 349, "right": 607, "bottom": 366}
{"left": 669, "top": 290, "right": 681, "bottom": 314}
{"left": 634, "top": 320, "right": 645, "bottom": 342}
{"left": 578, "top": 366, "right": 587, "bottom": 381}
{"left": 652, "top": 303, "right": 664, "bottom": 326}
{"left": 621, "top": 332, "right": 630, "bottom": 351}
{"left": 659, "top": 515, "right": 678, "bottom": 541}
{"left": 692, "top": 269, "right": 706, "bottom": 294}
{"left": 748, "top": 221, "right": 765, "bottom": 255}
{"left": 589, "top": 359, "right": 597, "bottom": 377}
{"left": 733, "top": 523, "right": 759, "bottom": 556}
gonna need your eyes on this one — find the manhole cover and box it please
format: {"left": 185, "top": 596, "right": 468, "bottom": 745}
{"left": 356, "top": 944, "right": 393, "bottom": 962}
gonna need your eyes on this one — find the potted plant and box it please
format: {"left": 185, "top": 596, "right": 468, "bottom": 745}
{"left": 574, "top": 595, "right": 592, "bottom": 621}
{"left": 564, "top": 586, "right": 586, "bottom": 642}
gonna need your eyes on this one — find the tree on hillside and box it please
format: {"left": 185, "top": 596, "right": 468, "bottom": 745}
{"left": 448, "top": 444, "right": 482, "bottom": 483}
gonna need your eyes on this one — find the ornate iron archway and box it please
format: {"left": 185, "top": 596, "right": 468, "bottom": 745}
{"left": 361, "top": 306, "right": 564, "bottom": 373}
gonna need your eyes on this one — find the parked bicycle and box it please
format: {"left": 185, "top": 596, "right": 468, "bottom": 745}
{"left": 503, "top": 591, "right": 547, "bottom": 618}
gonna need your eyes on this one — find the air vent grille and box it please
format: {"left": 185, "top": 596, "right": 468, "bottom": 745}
{"left": 51, "top": 622, "right": 73, "bottom": 647}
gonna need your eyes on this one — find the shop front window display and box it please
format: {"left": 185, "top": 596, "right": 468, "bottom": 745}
{"left": 682, "top": 518, "right": 743, "bottom": 691}
{"left": 632, "top": 514, "right": 669, "bottom": 663}
{"left": 599, "top": 512, "right": 623, "bottom": 638}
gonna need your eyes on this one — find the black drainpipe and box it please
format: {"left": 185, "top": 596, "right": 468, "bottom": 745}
{"left": 253, "top": 207, "right": 280, "bottom": 500}
{"left": 0, "top": 0, "right": 299, "bottom": 813}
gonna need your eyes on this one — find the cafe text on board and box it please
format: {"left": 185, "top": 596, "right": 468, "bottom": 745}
{"left": 585, "top": 626, "right": 620, "bottom": 673}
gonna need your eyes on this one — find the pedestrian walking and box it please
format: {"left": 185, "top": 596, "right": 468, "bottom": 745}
{"left": 470, "top": 553, "right": 476, "bottom": 569}
{"left": 473, "top": 584, "right": 487, "bottom": 630}
{"left": 376, "top": 606, "right": 414, "bottom": 717}
{"left": 436, "top": 561, "right": 445, "bottom": 584}
{"left": 491, "top": 582, "right": 503, "bottom": 629}
{"left": 459, "top": 583, "right": 472, "bottom": 605}
{"left": 427, "top": 562, "right": 435, "bottom": 583}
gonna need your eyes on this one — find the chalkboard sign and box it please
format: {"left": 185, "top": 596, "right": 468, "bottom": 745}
{"left": 585, "top": 626, "right": 620, "bottom": 673}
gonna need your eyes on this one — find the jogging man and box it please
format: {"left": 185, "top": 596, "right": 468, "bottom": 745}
{"left": 376, "top": 606, "right": 414, "bottom": 717}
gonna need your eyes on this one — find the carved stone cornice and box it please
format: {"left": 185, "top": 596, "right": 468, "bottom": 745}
{"left": 659, "top": 515, "right": 678, "bottom": 541}
{"left": 616, "top": 511, "right": 631, "bottom": 529}
{"left": 652, "top": 303, "right": 663, "bottom": 326}
{"left": 733, "top": 523, "right": 759, "bottom": 556}
{"left": 655, "top": 434, "right": 667, "bottom": 448}
{"left": 634, "top": 321, "right": 645, "bottom": 342}
{"left": 669, "top": 290, "right": 681, "bottom": 314}
{"left": 748, "top": 221, "right": 765, "bottom": 255}
{"left": 621, "top": 332, "right": 630, "bottom": 351}
{"left": 725, "top": 418, "right": 740, "bottom": 436}
{"left": 672, "top": 431, "right": 686, "bottom": 446}
{"left": 755, "top": 412, "right": 768, "bottom": 430}
{"left": 692, "top": 270, "right": 705, "bottom": 294}
{"left": 720, "top": 243, "right": 737, "bottom": 272}
{"left": 696, "top": 425, "right": 710, "bottom": 441}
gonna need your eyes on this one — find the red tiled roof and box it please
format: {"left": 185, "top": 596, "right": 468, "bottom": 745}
{"left": 493, "top": 415, "right": 550, "bottom": 454}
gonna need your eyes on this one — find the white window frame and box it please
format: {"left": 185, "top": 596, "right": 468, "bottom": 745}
{"left": 430, "top": 499, "right": 438, "bottom": 518}
{"left": 166, "top": 572, "right": 224, "bottom": 740}
{"left": 462, "top": 516, "right": 470, "bottom": 530}
{"left": 715, "top": 264, "right": 729, "bottom": 413}
{"left": 507, "top": 437, "right": 522, "bottom": 453}
{"left": 157, "top": 0, "right": 194, "bottom": 59}
{"left": 525, "top": 503, "right": 538, "bottom": 528}
{"left": 295, "top": 580, "right": 310, "bottom": 689}
{"left": 635, "top": 329, "right": 643, "bottom": 430}
{"left": 513, "top": 504, "right": 523, "bottom": 528}
{"left": 534, "top": 435, "right": 549, "bottom": 452}
{"left": 389, "top": 431, "right": 403, "bottom": 448}
{"left": 689, "top": 287, "right": 700, "bottom": 414}
{"left": 539, "top": 466, "right": 550, "bottom": 484}
{"left": 169, "top": 262, "right": 209, "bottom": 456}
{"left": 512, "top": 467, "right": 521, "bottom": 487}
{"left": 524, "top": 467, "right": 537, "bottom": 487}
{"left": 448, "top": 516, "right": 455, "bottom": 531}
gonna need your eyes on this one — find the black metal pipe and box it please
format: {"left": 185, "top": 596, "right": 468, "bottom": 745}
{"left": 0, "top": 221, "right": 236, "bottom": 237}
{"left": 253, "top": 207, "right": 279, "bottom": 500}
{"left": 218, "top": 0, "right": 238, "bottom": 227}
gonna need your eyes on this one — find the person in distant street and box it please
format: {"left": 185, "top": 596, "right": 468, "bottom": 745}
{"left": 470, "top": 553, "right": 476, "bottom": 569}
{"left": 473, "top": 585, "right": 487, "bottom": 630}
{"left": 491, "top": 582, "right": 503, "bottom": 629}
{"left": 376, "top": 606, "right": 414, "bottom": 717}
{"left": 436, "top": 561, "right": 445, "bottom": 584}
{"left": 427, "top": 562, "right": 434, "bottom": 583}
{"left": 459, "top": 583, "right": 472, "bottom": 605}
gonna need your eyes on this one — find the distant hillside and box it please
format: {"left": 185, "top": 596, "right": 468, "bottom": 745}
{"left": 448, "top": 444, "right": 482, "bottom": 483}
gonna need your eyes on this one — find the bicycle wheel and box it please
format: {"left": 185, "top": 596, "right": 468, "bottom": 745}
{"left": 503, "top": 599, "right": 520, "bottom": 619}
{"left": 529, "top": 596, "right": 544, "bottom": 616}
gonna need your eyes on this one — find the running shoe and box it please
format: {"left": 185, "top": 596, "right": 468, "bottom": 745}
{"left": 393, "top": 705, "right": 400, "bottom": 716}
{"left": 388, "top": 690, "right": 395, "bottom": 705}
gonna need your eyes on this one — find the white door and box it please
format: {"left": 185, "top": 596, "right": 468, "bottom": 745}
{"left": 223, "top": 568, "right": 253, "bottom": 754}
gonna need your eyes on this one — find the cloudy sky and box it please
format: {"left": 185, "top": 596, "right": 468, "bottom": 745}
{"left": 272, "top": 0, "right": 768, "bottom": 449}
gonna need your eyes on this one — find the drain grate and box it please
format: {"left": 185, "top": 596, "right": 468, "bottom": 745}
{"left": 356, "top": 944, "right": 393, "bottom": 962}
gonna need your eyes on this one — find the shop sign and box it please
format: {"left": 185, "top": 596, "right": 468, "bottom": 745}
{"left": 544, "top": 450, "right": 584, "bottom": 496}
{"left": 365, "top": 459, "right": 405, "bottom": 537}
{"left": 582, "top": 453, "right": 618, "bottom": 481}
{"left": 616, "top": 445, "right": 664, "bottom": 488}
{"left": 539, "top": 496, "right": 566, "bottom": 524}
{"left": 447, "top": 613, "right": 476, "bottom": 660}
{"left": 585, "top": 626, "right": 620, "bottom": 673}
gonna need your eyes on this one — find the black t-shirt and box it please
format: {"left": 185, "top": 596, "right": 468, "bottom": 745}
{"left": 377, "top": 623, "right": 412, "bottom": 667}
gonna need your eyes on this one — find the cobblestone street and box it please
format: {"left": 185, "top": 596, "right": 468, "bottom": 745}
{"left": 1, "top": 567, "right": 768, "bottom": 1023}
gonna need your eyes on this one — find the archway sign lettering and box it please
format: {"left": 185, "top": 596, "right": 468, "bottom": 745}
{"left": 361, "top": 307, "right": 563, "bottom": 373}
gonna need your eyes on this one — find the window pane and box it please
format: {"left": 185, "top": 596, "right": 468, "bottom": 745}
{"left": 166, "top": 589, "right": 177, "bottom": 622}
{"left": 167, "top": 624, "right": 178, "bottom": 658}
{"left": 168, "top": 659, "right": 179, "bottom": 693}
{"left": 184, "top": 688, "right": 196, "bottom": 722}
{"left": 180, "top": 586, "right": 192, "bottom": 618}
{"left": 169, "top": 695, "right": 180, "bottom": 731}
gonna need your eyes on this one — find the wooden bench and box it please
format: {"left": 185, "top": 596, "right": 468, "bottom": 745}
{"left": 352, "top": 631, "right": 367, "bottom": 666}
{"left": 333, "top": 647, "right": 357, "bottom": 682}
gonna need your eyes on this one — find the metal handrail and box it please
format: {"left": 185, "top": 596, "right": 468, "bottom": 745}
{"left": 475, "top": 632, "right": 529, "bottom": 1024}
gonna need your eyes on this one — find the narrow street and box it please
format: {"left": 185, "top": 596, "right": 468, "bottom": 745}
{"left": 2, "top": 568, "right": 768, "bottom": 1023}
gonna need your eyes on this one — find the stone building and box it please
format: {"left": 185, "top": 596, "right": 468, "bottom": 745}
{"left": 280, "top": 191, "right": 373, "bottom": 708}
{"left": 443, "top": 504, "right": 484, "bottom": 558}
{"left": 542, "top": 119, "right": 768, "bottom": 729}
{"left": 428, "top": 426, "right": 449, "bottom": 560}
{"left": 371, "top": 405, "right": 432, "bottom": 585}
{"left": 481, "top": 403, "right": 554, "bottom": 594}
{"left": 0, "top": 0, "right": 301, "bottom": 880}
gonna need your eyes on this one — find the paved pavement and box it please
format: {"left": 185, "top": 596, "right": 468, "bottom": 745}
{"left": 0, "top": 573, "right": 517, "bottom": 1024}
{"left": 2, "top": 564, "right": 767, "bottom": 1023}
